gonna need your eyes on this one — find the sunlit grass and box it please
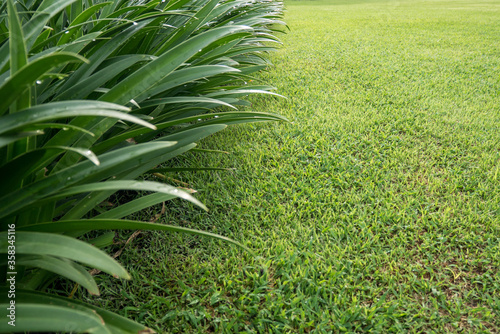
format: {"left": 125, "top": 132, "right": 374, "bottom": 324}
{"left": 87, "top": 0, "right": 500, "bottom": 332}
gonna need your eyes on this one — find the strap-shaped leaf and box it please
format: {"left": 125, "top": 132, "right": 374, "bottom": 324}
{"left": 95, "top": 193, "right": 175, "bottom": 219}
{"left": 0, "top": 100, "right": 155, "bottom": 135}
{"left": 194, "top": 35, "right": 245, "bottom": 65}
{"left": 0, "top": 130, "right": 44, "bottom": 148}
{"left": 15, "top": 255, "right": 100, "bottom": 295}
{"left": 47, "top": 146, "right": 99, "bottom": 165}
{"left": 7, "top": 0, "right": 27, "bottom": 75}
{"left": 0, "top": 0, "right": 79, "bottom": 71}
{"left": 141, "top": 96, "right": 237, "bottom": 109}
{"left": 0, "top": 304, "right": 111, "bottom": 334}
{"left": 99, "top": 25, "right": 253, "bottom": 105}
{"left": 49, "top": 124, "right": 226, "bottom": 222}
{"left": 0, "top": 53, "right": 87, "bottom": 115}
{"left": 18, "top": 219, "right": 253, "bottom": 254}
{"left": 57, "top": 2, "right": 113, "bottom": 45}
{"left": 206, "top": 87, "right": 284, "bottom": 99}
{"left": 0, "top": 288, "right": 153, "bottom": 333}
{"left": 0, "top": 146, "right": 99, "bottom": 195}
{"left": 132, "top": 64, "right": 240, "bottom": 102}
{"left": 92, "top": 112, "right": 286, "bottom": 154}
{"left": 55, "top": 55, "right": 149, "bottom": 101}
{"left": 0, "top": 232, "right": 130, "bottom": 279}
{"left": 61, "top": 143, "right": 196, "bottom": 220}
{"left": 58, "top": 19, "right": 152, "bottom": 93}
{"left": 25, "top": 0, "right": 79, "bottom": 49}
{"left": 7, "top": 0, "right": 30, "bottom": 117}
{"left": 0, "top": 141, "right": 178, "bottom": 219}
{"left": 44, "top": 180, "right": 208, "bottom": 211}
{"left": 19, "top": 123, "right": 95, "bottom": 137}
{"left": 154, "top": 0, "right": 220, "bottom": 55}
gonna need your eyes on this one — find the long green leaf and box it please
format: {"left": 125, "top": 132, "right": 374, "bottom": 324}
{"left": 0, "top": 304, "right": 110, "bottom": 334}
{"left": 62, "top": 143, "right": 197, "bottom": 221}
{"left": 21, "top": 123, "right": 95, "bottom": 136}
{"left": 0, "top": 0, "right": 79, "bottom": 71}
{"left": 44, "top": 180, "right": 208, "bottom": 211}
{"left": 57, "top": 2, "right": 112, "bottom": 45}
{"left": 7, "top": 0, "right": 27, "bottom": 76}
{"left": 0, "top": 53, "right": 87, "bottom": 116}
{"left": 0, "top": 288, "right": 153, "bottom": 333}
{"left": 92, "top": 112, "right": 285, "bottom": 154}
{"left": 0, "top": 100, "right": 155, "bottom": 135}
{"left": 206, "top": 87, "right": 285, "bottom": 99}
{"left": 18, "top": 219, "right": 253, "bottom": 254}
{"left": 15, "top": 255, "right": 100, "bottom": 295}
{"left": 133, "top": 64, "right": 240, "bottom": 102}
{"left": 26, "top": 0, "right": 79, "bottom": 49}
{"left": 0, "top": 146, "right": 101, "bottom": 195}
{"left": 95, "top": 193, "right": 175, "bottom": 219}
{"left": 0, "top": 142, "right": 178, "bottom": 219}
{"left": 154, "top": 0, "right": 220, "bottom": 55}
{"left": 54, "top": 55, "right": 149, "bottom": 101}
{"left": 100, "top": 25, "right": 253, "bottom": 105}
{"left": 58, "top": 19, "right": 152, "bottom": 93}
{"left": 140, "top": 96, "right": 237, "bottom": 109}
{"left": 0, "top": 130, "right": 44, "bottom": 148}
{"left": 0, "top": 232, "right": 130, "bottom": 279}
{"left": 6, "top": 0, "right": 30, "bottom": 166}
{"left": 51, "top": 124, "right": 226, "bottom": 222}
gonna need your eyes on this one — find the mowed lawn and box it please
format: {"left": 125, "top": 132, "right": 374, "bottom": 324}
{"left": 88, "top": 0, "right": 500, "bottom": 332}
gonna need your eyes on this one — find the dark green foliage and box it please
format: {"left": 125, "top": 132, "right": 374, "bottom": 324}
{"left": 0, "top": 0, "right": 285, "bottom": 332}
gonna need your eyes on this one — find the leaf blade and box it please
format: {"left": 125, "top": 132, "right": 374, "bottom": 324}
{"left": 0, "top": 232, "right": 130, "bottom": 279}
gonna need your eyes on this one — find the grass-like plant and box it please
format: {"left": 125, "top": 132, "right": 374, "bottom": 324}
{"left": 0, "top": 0, "right": 285, "bottom": 332}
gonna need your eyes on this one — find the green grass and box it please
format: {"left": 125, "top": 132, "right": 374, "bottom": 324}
{"left": 81, "top": 0, "right": 500, "bottom": 332}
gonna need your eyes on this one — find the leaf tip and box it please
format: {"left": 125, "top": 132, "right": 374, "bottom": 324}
{"left": 113, "top": 272, "right": 131, "bottom": 280}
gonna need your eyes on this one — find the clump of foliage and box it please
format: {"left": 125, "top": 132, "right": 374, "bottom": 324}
{"left": 0, "top": 0, "right": 285, "bottom": 332}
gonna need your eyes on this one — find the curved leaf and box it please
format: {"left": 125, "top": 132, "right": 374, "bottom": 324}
{"left": 0, "top": 304, "right": 110, "bottom": 334}
{"left": 7, "top": 0, "right": 27, "bottom": 75}
{"left": 95, "top": 193, "right": 175, "bottom": 219}
{"left": 45, "top": 180, "right": 208, "bottom": 211}
{"left": 100, "top": 25, "right": 253, "bottom": 105}
{"left": 61, "top": 143, "right": 197, "bottom": 221}
{"left": 20, "top": 123, "right": 95, "bottom": 137}
{"left": 0, "top": 141, "right": 178, "bottom": 219}
{"left": 0, "top": 232, "right": 130, "bottom": 279}
{"left": 58, "top": 19, "right": 153, "bottom": 93}
{"left": 0, "top": 0, "right": 79, "bottom": 71}
{"left": 0, "top": 288, "right": 153, "bottom": 333}
{"left": 133, "top": 64, "right": 241, "bottom": 102}
{"left": 55, "top": 55, "right": 149, "bottom": 101}
{"left": 0, "top": 100, "right": 155, "bottom": 135}
{"left": 15, "top": 255, "right": 100, "bottom": 295}
{"left": 92, "top": 112, "right": 286, "bottom": 154}
{"left": 0, "top": 130, "right": 44, "bottom": 148}
{"left": 0, "top": 53, "right": 87, "bottom": 115}
{"left": 0, "top": 146, "right": 98, "bottom": 195}
{"left": 18, "top": 219, "right": 253, "bottom": 254}
{"left": 50, "top": 146, "right": 100, "bottom": 165}
{"left": 57, "top": 2, "right": 113, "bottom": 45}
{"left": 140, "top": 96, "right": 237, "bottom": 109}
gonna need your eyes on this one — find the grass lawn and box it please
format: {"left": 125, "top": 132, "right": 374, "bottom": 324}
{"left": 83, "top": 0, "right": 500, "bottom": 332}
